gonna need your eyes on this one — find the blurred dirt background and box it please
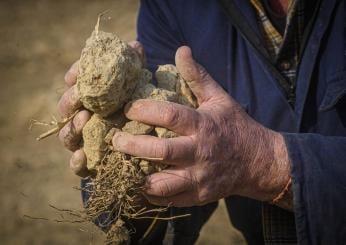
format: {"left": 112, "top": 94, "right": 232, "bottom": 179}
{"left": 0, "top": 0, "right": 246, "bottom": 244}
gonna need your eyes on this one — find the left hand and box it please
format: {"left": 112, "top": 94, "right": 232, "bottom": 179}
{"left": 57, "top": 41, "right": 146, "bottom": 177}
{"left": 112, "top": 46, "right": 291, "bottom": 207}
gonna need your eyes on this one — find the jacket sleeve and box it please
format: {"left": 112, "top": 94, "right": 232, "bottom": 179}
{"left": 137, "top": 0, "right": 185, "bottom": 73}
{"left": 283, "top": 133, "right": 346, "bottom": 244}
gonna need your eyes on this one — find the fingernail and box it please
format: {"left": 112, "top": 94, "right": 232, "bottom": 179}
{"left": 124, "top": 100, "right": 143, "bottom": 117}
{"left": 123, "top": 101, "right": 134, "bottom": 114}
{"left": 112, "top": 133, "right": 128, "bottom": 151}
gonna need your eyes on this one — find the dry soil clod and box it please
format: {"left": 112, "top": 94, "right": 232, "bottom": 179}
{"left": 36, "top": 14, "right": 196, "bottom": 244}
{"left": 76, "top": 20, "right": 143, "bottom": 117}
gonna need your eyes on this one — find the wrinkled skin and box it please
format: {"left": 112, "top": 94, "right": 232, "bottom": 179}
{"left": 58, "top": 43, "right": 292, "bottom": 210}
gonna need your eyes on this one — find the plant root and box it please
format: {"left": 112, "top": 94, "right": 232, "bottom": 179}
{"left": 31, "top": 110, "right": 79, "bottom": 141}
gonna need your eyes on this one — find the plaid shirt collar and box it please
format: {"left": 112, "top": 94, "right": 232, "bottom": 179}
{"left": 250, "top": 0, "right": 305, "bottom": 61}
{"left": 250, "top": 0, "right": 305, "bottom": 106}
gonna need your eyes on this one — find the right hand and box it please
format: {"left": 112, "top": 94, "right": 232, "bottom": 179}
{"left": 58, "top": 41, "right": 146, "bottom": 177}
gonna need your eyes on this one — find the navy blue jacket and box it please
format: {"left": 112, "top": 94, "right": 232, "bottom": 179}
{"left": 137, "top": 0, "right": 346, "bottom": 244}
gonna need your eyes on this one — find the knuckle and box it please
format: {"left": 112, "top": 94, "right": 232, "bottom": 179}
{"left": 156, "top": 180, "right": 171, "bottom": 197}
{"left": 58, "top": 124, "right": 70, "bottom": 144}
{"left": 128, "top": 40, "right": 141, "bottom": 49}
{"left": 57, "top": 95, "right": 68, "bottom": 116}
{"left": 70, "top": 154, "right": 81, "bottom": 172}
{"left": 151, "top": 139, "right": 170, "bottom": 160}
{"left": 70, "top": 150, "right": 88, "bottom": 177}
{"left": 64, "top": 71, "right": 73, "bottom": 85}
{"left": 195, "top": 142, "right": 213, "bottom": 162}
{"left": 57, "top": 86, "right": 81, "bottom": 117}
{"left": 161, "top": 103, "right": 180, "bottom": 127}
{"left": 161, "top": 140, "right": 173, "bottom": 161}
{"left": 128, "top": 41, "right": 144, "bottom": 58}
{"left": 70, "top": 86, "right": 82, "bottom": 108}
{"left": 122, "top": 137, "right": 137, "bottom": 154}
{"left": 64, "top": 61, "right": 79, "bottom": 86}
{"left": 197, "top": 64, "right": 210, "bottom": 82}
{"left": 73, "top": 110, "right": 91, "bottom": 130}
{"left": 186, "top": 170, "right": 197, "bottom": 190}
{"left": 152, "top": 140, "right": 163, "bottom": 158}
{"left": 196, "top": 188, "right": 209, "bottom": 205}
{"left": 199, "top": 114, "right": 216, "bottom": 132}
{"left": 59, "top": 122, "right": 80, "bottom": 151}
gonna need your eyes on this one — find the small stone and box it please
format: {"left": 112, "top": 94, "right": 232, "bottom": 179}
{"left": 122, "top": 121, "right": 154, "bottom": 135}
{"left": 148, "top": 88, "right": 179, "bottom": 102}
{"left": 139, "top": 160, "right": 154, "bottom": 175}
{"left": 104, "top": 128, "right": 121, "bottom": 145}
{"left": 156, "top": 64, "right": 179, "bottom": 91}
{"left": 155, "top": 64, "right": 197, "bottom": 107}
{"left": 155, "top": 127, "right": 178, "bottom": 138}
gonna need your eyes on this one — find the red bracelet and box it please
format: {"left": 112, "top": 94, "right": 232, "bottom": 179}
{"left": 272, "top": 177, "right": 292, "bottom": 204}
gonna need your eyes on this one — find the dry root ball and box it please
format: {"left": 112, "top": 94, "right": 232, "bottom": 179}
{"left": 105, "top": 220, "right": 129, "bottom": 245}
{"left": 77, "top": 30, "right": 143, "bottom": 117}
{"left": 85, "top": 151, "right": 145, "bottom": 221}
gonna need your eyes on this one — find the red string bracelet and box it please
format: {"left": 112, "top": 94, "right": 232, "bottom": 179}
{"left": 272, "top": 177, "right": 292, "bottom": 204}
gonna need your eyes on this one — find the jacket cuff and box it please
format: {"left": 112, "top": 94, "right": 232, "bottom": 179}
{"left": 283, "top": 133, "right": 346, "bottom": 244}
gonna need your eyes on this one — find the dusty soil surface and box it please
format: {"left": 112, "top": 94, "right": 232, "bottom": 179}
{"left": 0, "top": 0, "right": 245, "bottom": 244}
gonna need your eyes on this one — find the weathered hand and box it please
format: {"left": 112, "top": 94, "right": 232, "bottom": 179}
{"left": 57, "top": 41, "right": 146, "bottom": 177}
{"left": 112, "top": 46, "right": 291, "bottom": 208}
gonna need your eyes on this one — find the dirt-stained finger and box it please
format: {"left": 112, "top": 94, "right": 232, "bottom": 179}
{"left": 70, "top": 149, "right": 91, "bottom": 177}
{"left": 175, "top": 46, "right": 228, "bottom": 104}
{"left": 144, "top": 191, "right": 199, "bottom": 207}
{"left": 144, "top": 169, "right": 194, "bottom": 197}
{"left": 58, "top": 85, "right": 82, "bottom": 118}
{"left": 59, "top": 110, "right": 91, "bottom": 151}
{"left": 64, "top": 60, "right": 79, "bottom": 87}
{"left": 112, "top": 132, "right": 196, "bottom": 165}
{"left": 128, "top": 40, "right": 146, "bottom": 67}
{"left": 124, "top": 99, "right": 200, "bottom": 136}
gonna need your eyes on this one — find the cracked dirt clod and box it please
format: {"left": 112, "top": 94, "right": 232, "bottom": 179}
{"left": 77, "top": 30, "right": 143, "bottom": 117}
{"left": 83, "top": 112, "right": 127, "bottom": 170}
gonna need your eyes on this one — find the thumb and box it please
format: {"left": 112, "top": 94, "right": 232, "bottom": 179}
{"left": 175, "top": 46, "right": 227, "bottom": 104}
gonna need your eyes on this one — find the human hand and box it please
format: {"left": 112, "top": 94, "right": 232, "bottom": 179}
{"left": 57, "top": 41, "right": 146, "bottom": 177}
{"left": 112, "top": 46, "right": 291, "bottom": 207}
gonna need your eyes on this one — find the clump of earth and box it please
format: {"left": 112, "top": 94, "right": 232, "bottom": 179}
{"left": 74, "top": 16, "right": 197, "bottom": 244}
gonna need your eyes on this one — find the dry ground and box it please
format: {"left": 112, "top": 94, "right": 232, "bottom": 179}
{"left": 0, "top": 1, "right": 245, "bottom": 244}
